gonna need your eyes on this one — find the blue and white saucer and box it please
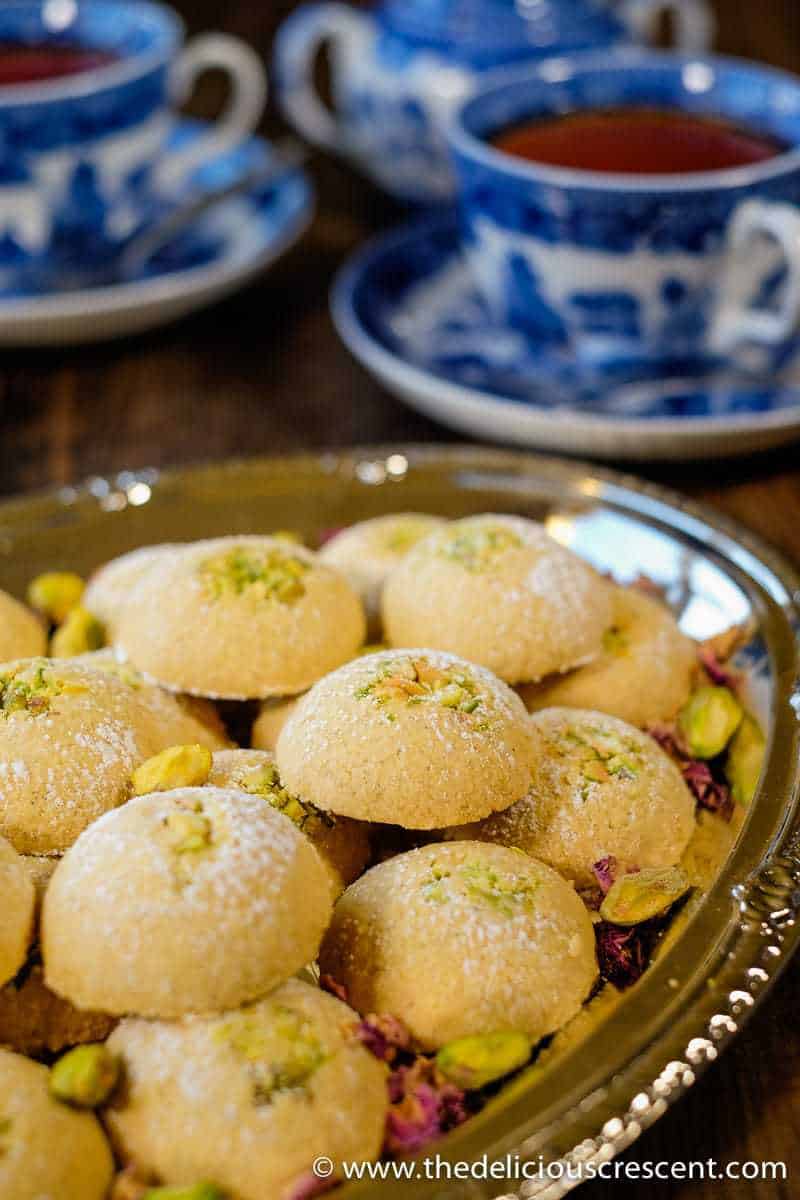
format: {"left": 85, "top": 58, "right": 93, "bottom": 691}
{"left": 0, "top": 119, "right": 313, "bottom": 347}
{"left": 331, "top": 217, "right": 800, "bottom": 460}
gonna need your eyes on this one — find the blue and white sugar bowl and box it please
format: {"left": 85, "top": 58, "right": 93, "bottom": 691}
{"left": 274, "top": 0, "right": 713, "bottom": 204}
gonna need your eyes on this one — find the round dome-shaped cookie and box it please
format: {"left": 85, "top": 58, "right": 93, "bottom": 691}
{"left": 0, "top": 835, "right": 35, "bottom": 988}
{"left": 382, "top": 514, "right": 613, "bottom": 684}
{"left": 519, "top": 588, "right": 697, "bottom": 727}
{"left": 0, "top": 1048, "right": 113, "bottom": 1200}
{"left": 454, "top": 708, "right": 696, "bottom": 888}
{"left": 0, "top": 658, "right": 227, "bottom": 856}
{"left": 74, "top": 650, "right": 231, "bottom": 751}
{"left": 42, "top": 786, "right": 332, "bottom": 1018}
{"left": 104, "top": 979, "right": 388, "bottom": 1200}
{"left": 320, "top": 514, "right": 447, "bottom": 634}
{"left": 83, "top": 544, "right": 178, "bottom": 634}
{"left": 114, "top": 536, "right": 367, "bottom": 699}
{"left": 252, "top": 695, "right": 302, "bottom": 752}
{"left": 277, "top": 649, "right": 537, "bottom": 828}
{"left": 319, "top": 841, "right": 597, "bottom": 1050}
{"left": 208, "top": 749, "right": 370, "bottom": 894}
{"left": 0, "top": 588, "right": 45, "bottom": 661}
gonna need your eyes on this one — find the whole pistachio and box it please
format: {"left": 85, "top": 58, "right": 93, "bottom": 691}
{"left": 50, "top": 606, "right": 105, "bottom": 657}
{"left": 599, "top": 865, "right": 691, "bottom": 926}
{"left": 132, "top": 745, "right": 213, "bottom": 796}
{"left": 27, "top": 571, "right": 85, "bottom": 624}
{"left": 679, "top": 686, "right": 743, "bottom": 759}
{"left": 726, "top": 714, "right": 766, "bottom": 806}
{"left": 436, "top": 1031, "right": 532, "bottom": 1090}
{"left": 49, "top": 1044, "right": 120, "bottom": 1108}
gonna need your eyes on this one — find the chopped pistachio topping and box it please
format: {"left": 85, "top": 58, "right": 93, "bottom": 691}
{"left": 551, "top": 721, "right": 644, "bottom": 793}
{"left": 232, "top": 762, "right": 334, "bottom": 835}
{"left": 198, "top": 546, "right": 309, "bottom": 604}
{"left": 164, "top": 806, "right": 214, "bottom": 854}
{"left": 439, "top": 524, "right": 522, "bottom": 572}
{"left": 437, "top": 1031, "right": 532, "bottom": 1090}
{"left": 725, "top": 714, "right": 766, "bottom": 806}
{"left": 384, "top": 518, "right": 437, "bottom": 554}
{"left": 49, "top": 1044, "right": 120, "bottom": 1108}
{"left": 50, "top": 607, "right": 106, "bottom": 658}
{"left": 422, "top": 861, "right": 539, "bottom": 917}
{"left": 679, "top": 686, "right": 744, "bottom": 760}
{"left": 27, "top": 571, "right": 85, "bottom": 623}
{"left": 355, "top": 656, "right": 484, "bottom": 716}
{"left": 0, "top": 661, "right": 78, "bottom": 718}
{"left": 600, "top": 866, "right": 691, "bottom": 925}
{"left": 216, "top": 1004, "right": 327, "bottom": 1106}
{"left": 133, "top": 745, "right": 213, "bottom": 796}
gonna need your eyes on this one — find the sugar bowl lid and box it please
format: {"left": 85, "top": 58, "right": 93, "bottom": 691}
{"left": 379, "top": 0, "right": 627, "bottom": 66}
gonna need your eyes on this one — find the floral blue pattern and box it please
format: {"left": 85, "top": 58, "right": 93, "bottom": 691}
{"left": 334, "top": 215, "right": 800, "bottom": 421}
{"left": 449, "top": 52, "right": 800, "bottom": 362}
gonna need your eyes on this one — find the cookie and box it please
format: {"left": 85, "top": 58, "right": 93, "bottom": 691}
{"left": 519, "top": 587, "right": 697, "bottom": 727}
{"left": 0, "top": 1048, "right": 113, "bottom": 1200}
{"left": 114, "top": 537, "right": 367, "bottom": 699}
{"left": 42, "top": 787, "right": 332, "bottom": 1018}
{"left": 103, "top": 979, "right": 388, "bottom": 1200}
{"left": 83, "top": 544, "right": 178, "bottom": 635}
{"left": 277, "top": 649, "right": 537, "bottom": 828}
{"left": 320, "top": 514, "right": 447, "bottom": 635}
{"left": 319, "top": 841, "right": 597, "bottom": 1049}
{"left": 0, "top": 835, "right": 35, "bottom": 988}
{"left": 453, "top": 708, "right": 696, "bottom": 887}
{"left": 251, "top": 695, "right": 302, "bottom": 752}
{"left": 0, "top": 658, "right": 226, "bottom": 855}
{"left": 0, "top": 589, "right": 45, "bottom": 662}
{"left": 382, "top": 514, "right": 613, "bottom": 683}
{"left": 208, "top": 749, "right": 370, "bottom": 894}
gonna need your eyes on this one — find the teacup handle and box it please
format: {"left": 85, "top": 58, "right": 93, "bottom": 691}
{"left": 710, "top": 199, "right": 800, "bottom": 355}
{"left": 620, "top": 0, "right": 715, "bottom": 51}
{"left": 155, "top": 34, "right": 268, "bottom": 190}
{"left": 274, "top": 3, "right": 370, "bottom": 152}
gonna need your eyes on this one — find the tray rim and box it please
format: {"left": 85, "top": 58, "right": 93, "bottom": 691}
{"left": 1, "top": 444, "right": 799, "bottom": 1200}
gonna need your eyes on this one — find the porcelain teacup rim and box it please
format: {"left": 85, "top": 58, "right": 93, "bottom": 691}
{"left": 450, "top": 48, "right": 800, "bottom": 194}
{"left": 0, "top": 0, "right": 184, "bottom": 108}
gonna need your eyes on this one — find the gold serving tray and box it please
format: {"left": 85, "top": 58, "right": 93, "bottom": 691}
{"left": 1, "top": 446, "right": 798, "bottom": 1200}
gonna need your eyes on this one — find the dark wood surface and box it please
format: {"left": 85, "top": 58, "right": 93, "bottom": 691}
{"left": 1, "top": 2, "right": 799, "bottom": 1196}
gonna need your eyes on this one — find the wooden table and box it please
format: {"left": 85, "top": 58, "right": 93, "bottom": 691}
{"left": 1, "top": 2, "right": 799, "bottom": 1196}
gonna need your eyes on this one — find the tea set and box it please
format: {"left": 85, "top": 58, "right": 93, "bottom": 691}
{"left": 4, "top": 0, "right": 800, "bottom": 457}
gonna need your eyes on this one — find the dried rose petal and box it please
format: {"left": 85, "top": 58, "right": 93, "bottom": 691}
{"left": 647, "top": 723, "right": 734, "bottom": 822}
{"left": 698, "top": 647, "right": 739, "bottom": 692}
{"left": 595, "top": 922, "right": 651, "bottom": 989}
{"left": 385, "top": 1081, "right": 442, "bottom": 1154}
{"left": 385, "top": 1058, "right": 469, "bottom": 1156}
{"left": 592, "top": 856, "right": 619, "bottom": 895}
{"left": 682, "top": 760, "right": 734, "bottom": 820}
{"left": 357, "top": 1014, "right": 412, "bottom": 1062}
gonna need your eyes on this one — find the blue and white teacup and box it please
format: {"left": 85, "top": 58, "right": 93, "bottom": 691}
{"left": 448, "top": 50, "right": 800, "bottom": 372}
{"left": 0, "top": 0, "right": 267, "bottom": 291}
{"left": 274, "top": 0, "right": 713, "bottom": 206}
